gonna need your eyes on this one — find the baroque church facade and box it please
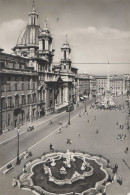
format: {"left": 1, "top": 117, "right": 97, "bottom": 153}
{"left": 0, "top": 1, "right": 78, "bottom": 133}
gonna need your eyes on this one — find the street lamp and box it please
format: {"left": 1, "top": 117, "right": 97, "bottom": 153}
{"left": 85, "top": 98, "right": 87, "bottom": 112}
{"left": 16, "top": 126, "right": 20, "bottom": 165}
{"left": 95, "top": 95, "right": 96, "bottom": 103}
{"left": 68, "top": 102, "right": 71, "bottom": 125}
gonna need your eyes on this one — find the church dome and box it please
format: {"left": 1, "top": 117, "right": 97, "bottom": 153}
{"left": 61, "top": 42, "right": 70, "bottom": 49}
{"left": 39, "top": 18, "right": 51, "bottom": 38}
{"left": 16, "top": 25, "right": 42, "bottom": 46}
{"left": 61, "top": 35, "right": 71, "bottom": 49}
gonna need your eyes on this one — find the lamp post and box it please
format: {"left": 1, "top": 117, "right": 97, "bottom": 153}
{"left": 68, "top": 102, "right": 71, "bottom": 125}
{"left": 16, "top": 126, "right": 20, "bottom": 165}
{"left": 85, "top": 98, "right": 87, "bottom": 112}
{"left": 95, "top": 95, "right": 96, "bottom": 103}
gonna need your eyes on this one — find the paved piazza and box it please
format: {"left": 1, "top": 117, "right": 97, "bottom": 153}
{"left": 0, "top": 96, "right": 130, "bottom": 195}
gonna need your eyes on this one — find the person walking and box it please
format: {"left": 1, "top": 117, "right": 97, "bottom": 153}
{"left": 125, "top": 147, "right": 128, "bottom": 154}
{"left": 12, "top": 177, "right": 17, "bottom": 187}
{"left": 50, "top": 143, "right": 53, "bottom": 151}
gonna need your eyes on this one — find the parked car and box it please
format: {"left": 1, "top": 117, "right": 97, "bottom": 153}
{"left": 27, "top": 125, "right": 34, "bottom": 132}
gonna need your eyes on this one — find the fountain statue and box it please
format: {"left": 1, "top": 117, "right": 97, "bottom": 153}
{"left": 60, "top": 167, "right": 67, "bottom": 175}
{"left": 63, "top": 150, "right": 71, "bottom": 168}
{"left": 51, "top": 158, "right": 56, "bottom": 167}
{"left": 81, "top": 156, "right": 88, "bottom": 170}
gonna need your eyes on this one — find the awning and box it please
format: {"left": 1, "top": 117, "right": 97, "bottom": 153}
{"left": 80, "top": 97, "right": 84, "bottom": 100}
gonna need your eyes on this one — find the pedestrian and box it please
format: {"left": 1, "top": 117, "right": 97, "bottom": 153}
{"left": 96, "top": 129, "right": 99, "bottom": 134}
{"left": 59, "top": 121, "right": 62, "bottom": 125}
{"left": 23, "top": 165, "right": 27, "bottom": 173}
{"left": 12, "top": 177, "right": 17, "bottom": 187}
{"left": 117, "top": 177, "right": 123, "bottom": 185}
{"left": 88, "top": 119, "right": 89, "bottom": 123}
{"left": 125, "top": 147, "right": 128, "bottom": 154}
{"left": 50, "top": 120, "right": 52, "bottom": 124}
{"left": 58, "top": 128, "right": 62, "bottom": 133}
{"left": 50, "top": 143, "right": 53, "bottom": 151}
{"left": 114, "top": 164, "right": 118, "bottom": 173}
{"left": 78, "top": 133, "right": 80, "bottom": 137}
{"left": 67, "top": 138, "right": 71, "bottom": 144}
{"left": 116, "top": 121, "right": 118, "bottom": 125}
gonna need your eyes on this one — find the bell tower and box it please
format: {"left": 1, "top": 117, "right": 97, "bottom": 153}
{"left": 38, "top": 18, "right": 54, "bottom": 71}
{"left": 60, "top": 35, "right": 71, "bottom": 72}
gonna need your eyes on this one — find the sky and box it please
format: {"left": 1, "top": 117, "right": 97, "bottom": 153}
{"left": 0, "top": 0, "right": 130, "bottom": 74}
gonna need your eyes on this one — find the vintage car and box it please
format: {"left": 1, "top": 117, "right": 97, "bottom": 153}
{"left": 27, "top": 125, "right": 34, "bottom": 132}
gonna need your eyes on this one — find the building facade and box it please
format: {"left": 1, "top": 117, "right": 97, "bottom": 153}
{"left": 95, "top": 75, "right": 127, "bottom": 95}
{"left": 76, "top": 73, "right": 90, "bottom": 101}
{"left": 95, "top": 75, "right": 107, "bottom": 95}
{"left": 0, "top": 2, "right": 78, "bottom": 134}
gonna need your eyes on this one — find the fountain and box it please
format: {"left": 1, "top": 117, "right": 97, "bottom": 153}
{"left": 18, "top": 151, "right": 115, "bottom": 195}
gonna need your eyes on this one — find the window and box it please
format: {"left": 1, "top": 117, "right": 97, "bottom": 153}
{"left": 64, "top": 50, "right": 66, "bottom": 59}
{"left": 42, "top": 39, "right": 45, "bottom": 50}
{"left": 8, "top": 114, "right": 11, "bottom": 126}
{"left": 33, "top": 83, "right": 35, "bottom": 90}
{"left": 15, "top": 76, "right": 18, "bottom": 81}
{"left": 7, "top": 97, "right": 12, "bottom": 108}
{"left": 32, "top": 93, "right": 36, "bottom": 103}
{"left": 14, "top": 83, "right": 17, "bottom": 91}
{"left": 15, "top": 95, "right": 19, "bottom": 107}
{"left": 7, "top": 83, "right": 11, "bottom": 91}
{"left": 1, "top": 98, "right": 6, "bottom": 109}
{"left": 27, "top": 94, "right": 31, "bottom": 104}
{"left": 21, "top": 95, "right": 26, "bottom": 105}
{"left": 28, "top": 83, "right": 30, "bottom": 90}
{"left": 22, "top": 83, "right": 24, "bottom": 90}
{"left": 8, "top": 77, "right": 11, "bottom": 81}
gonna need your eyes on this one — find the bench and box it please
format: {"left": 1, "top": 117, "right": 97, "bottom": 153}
{"left": 3, "top": 166, "right": 14, "bottom": 174}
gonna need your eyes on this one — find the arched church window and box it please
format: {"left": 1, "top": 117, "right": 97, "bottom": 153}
{"left": 42, "top": 39, "right": 45, "bottom": 50}
{"left": 64, "top": 50, "right": 66, "bottom": 59}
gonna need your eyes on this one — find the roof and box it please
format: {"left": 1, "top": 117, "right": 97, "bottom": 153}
{"left": 15, "top": 25, "right": 42, "bottom": 47}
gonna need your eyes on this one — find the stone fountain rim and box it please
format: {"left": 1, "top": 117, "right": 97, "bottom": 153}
{"left": 19, "top": 151, "right": 114, "bottom": 195}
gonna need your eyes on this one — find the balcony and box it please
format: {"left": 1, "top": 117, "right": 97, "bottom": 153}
{"left": 38, "top": 100, "right": 45, "bottom": 105}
